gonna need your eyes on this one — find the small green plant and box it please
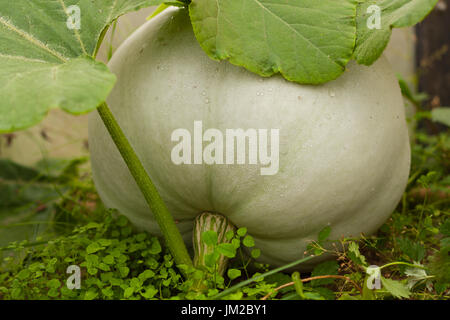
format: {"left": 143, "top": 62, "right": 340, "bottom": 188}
{"left": 0, "top": 211, "right": 188, "bottom": 300}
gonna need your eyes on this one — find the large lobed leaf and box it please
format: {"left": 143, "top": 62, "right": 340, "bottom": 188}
{"left": 189, "top": 0, "right": 437, "bottom": 84}
{"left": 189, "top": 0, "right": 358, "bottom": 84}
{"left": 354, "top": 0, "right": 438, "bottom": 65}
{"left": 0, "top": 0, "right": 164, "bottom": 133}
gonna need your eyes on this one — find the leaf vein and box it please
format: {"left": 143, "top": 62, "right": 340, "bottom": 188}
{"left": 0, "top": 16, "right": 68, "bottom": 62}
{"left": 0, "top": 53, "right": 50, "bottom": 64}
{"left": 56, "top": 0, "right": 87, "bottom": 55}
{"left": 250, "top": 0, "right": 342, "bottom": 68}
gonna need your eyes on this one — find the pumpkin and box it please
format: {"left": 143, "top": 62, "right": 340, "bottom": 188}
{"left": 88, "top": 7, "right": 410, "bottom": 268}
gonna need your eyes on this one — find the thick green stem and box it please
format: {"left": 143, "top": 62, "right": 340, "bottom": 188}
{"left": 96, "top": 102, "right": 193, "bottom": 271}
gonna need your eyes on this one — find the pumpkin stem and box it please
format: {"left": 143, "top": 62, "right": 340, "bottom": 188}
{"left": 191, "top": 212, "right": 236, "bottom": 290}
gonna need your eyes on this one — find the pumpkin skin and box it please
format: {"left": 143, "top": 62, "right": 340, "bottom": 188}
{"left": 88, "top": 7, "right": 410, "bottom": 267}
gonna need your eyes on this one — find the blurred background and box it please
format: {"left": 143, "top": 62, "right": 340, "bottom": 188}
{"left": 0, "top": 2, "right": 448, "bottom": 166}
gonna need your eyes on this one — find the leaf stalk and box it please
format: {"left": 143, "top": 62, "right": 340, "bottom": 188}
{"left": 96, "top": 102, "right": 193, "bottom": 273}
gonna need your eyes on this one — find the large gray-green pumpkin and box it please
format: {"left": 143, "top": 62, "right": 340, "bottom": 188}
{"left": 89, "top": 7, "right": 410, "bottom": 267}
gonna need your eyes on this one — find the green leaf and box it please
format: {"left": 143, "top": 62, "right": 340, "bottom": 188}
{"left": 142, "top": 286, "right": 158, "bottom": 298}
{"left": 0, "top": 157, "right": 84, "bottom": 182}
{"left": 440, "top": 220, "right": 450, "bottom": 237}
{"left": 429, "top": 245, "right": 450, "bottom": 287}
{"left": 431, "top": 108, "right": 450, "bottom": 127}
{"left": 225, "top": 230, "right": 234, "bottom": 241}
{"left": 441, "top": 237, "right": 450, "bottom": 249}
{"left": 348, "top": 241, "right": 367, "bottom": 267}
{"left": 11, "top": 288, "right": 23, "bottom": 299}
{"left": 138, "top": 269, "right": 155, "bottom": 281}
{"left": 204, "top": 251, "right": 220, "bottom": 268}
{"left": 149, "top": 238, "right": 162, "bottom": 254}
{"left": 303, "top": 291, "right": 325, "bottom": 300}
{"left": 119, "top": 266, "right": 130, "bottom": 278}
{"left": 310, "top": 261, "right": 339, "bottom": 286}
{"left": 116, "top": 216, "right": 129, "bottom": 227}
{"left": 84, "top": 290, "right": 98, "bottom": 300}
{"left": 355, "top": 0, "right": 438, "bottom": 65}
{"left": 217, "top": 243, "right": 237, "bottom": 258}
{"left": 47, "top": 287, "right": 60, "bottom": 298}
{"left": 236, "top": 227, "right": 247, "bottom": 237}
{"left": 318, "top": 226, "right": 331, "bottom": 243}
{"left": 98, "top": 238, "right": 113, "bottom": 247}
{"left": 48, "top": 279, "right": 61, "bottom": 289}
{"left": 242, "top": 235, "right": 255, "bottom": 248}
{"left": 227, "top": 268, "right": 241, "bottom": 280}
{"left": 86, "top": 242, "right": 104, "bottom": 254}
{"left": 251, "top": 248, "right": 261, "bottom": 259}
{"left": 338, "top": 293, "right": 361, "bottom": 300}
{"left": 0, "top": 0, "right": 164, "bottom": 132}
{"left": 85, "top": 254, "right": 100, "bottom": 267}
{"left": 265, "top": 273, "right": 293, "bottom": 293}
{"left": 313, "top": 287, "right": 335, "bottom": 300}
{"left": 17, "top": 269, "right": 31, "bottom": 280}
{"left": 189, "top": 0, "right": 357, "bottom": 84}
{"left": 201, "top": 230, "right": 218, "bottom": 247}
{"left": 231, "top": 238, "right": 240, "bottom": 249}
{"left": 98, "top": 263, "right": 111, "bottom": 271}
{"left": 361, "top": 273, "right": 375, "bottom": 299}
{"left": 397, "top": 237, "right": 425, "bottom": 262}
{"left": 124, "top": 287, "right": 134, "bottom": 298}
{"left": 101, "top": 287, "right": 114, "bottom": 298}
{"left": 136, "top": 233, "right": 147, "bottom": 242}
{"left": 103, "top": 255, "right": 115, "bottom": 265}
{"left": 380, "top": 276, "right": 411, "bottom": 299}
{"left": 35, "top": 157, "right": 88, "bottom": 180}
{"left": 0, "top": 159, "right": 42, "bottom": 181}
{"left": 87, "top": 267, "right": 98, "bottom": 275}
{"left": 398, "top": 75, "right": 416, "bottom": 102}
{"left": 0, "top": 56, "right": 116, "bottom": 132}
{"left": 405, "top": 266, "right": 429, "bottom": 290}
